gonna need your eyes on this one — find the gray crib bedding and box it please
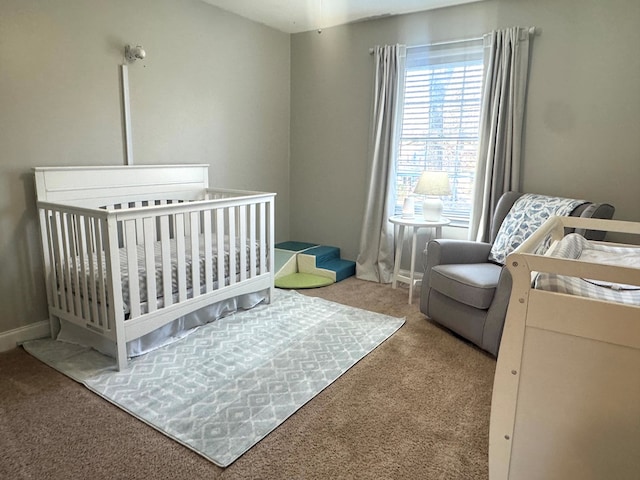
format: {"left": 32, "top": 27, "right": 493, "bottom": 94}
{"left": 534, "top": 233, "right": 640, "bottom": 305}
{"left": 60, "top": 235, "right": 262, "bottom": 315}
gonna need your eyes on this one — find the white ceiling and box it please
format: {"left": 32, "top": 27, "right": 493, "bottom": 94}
{"left": 201, "top": 0, "right": 484, "bottom": 34}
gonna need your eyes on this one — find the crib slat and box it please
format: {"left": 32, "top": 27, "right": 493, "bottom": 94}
{"left": 268, "top": 198, "right": 275, "bottom": 290}
{"left": 228, "top": 207, "right": 236, "bottom": 285}
{"left": 239, "top": 205, "right": 247, "bottom": 282}
{"left": 184, "top": 205, "right": 191, "bottom": 240}
{"left": 143, "top": 217, "right": 157, "bottom": 313}
{"left": 249, "top": 203, "right": 257, "bottom": 278}
{"left": 45, "top": 210, "right": 60, "bottom": 311}
{"left": 135, "top": 201, "right": 144, "bottom": 245}
{"left": 77, "top": 217, "right": 91, "bottom": 322}
{"left": 125, "top": 219, "right": 141, "bottom": 318}
{"left": 38, "top": 208, "right": 56, "bottom": 337}
{"left": 190, "top": 211, "right": 200, "bottom": 297}
{"left": 86, "top": 217, "right": 100, "bottom": 325}
{"left": 175, "top": 213, "right": 187, "bottom": 302}
{"left": 60, "top": 212, "right": 75, "bottom": 313}
{"left": 259, "top": 202, "right": 266, "bottom": 275}
{"left": 216, "top": 209, "right": 225, "bottom": 288}
{"left": 95, "top": 219, "right": 109, "bottom": 327}
{"left": 51, "top": 211, "right": 68, "bottom": 313}
{"left": 203, "top": 209, "right": 213, "bottom": 292}
{"left": 66, "top": 213, "right": 81, "bottom": 315}
{"left": 159, "top": 215, "right": 173, "bottom": 308}
{"left": 68, "top": 214, "right": 82, "bottom": 317}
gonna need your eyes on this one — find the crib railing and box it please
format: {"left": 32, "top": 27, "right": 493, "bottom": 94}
{"left": 38, "top": 189, "right": 275, "bottom": 346}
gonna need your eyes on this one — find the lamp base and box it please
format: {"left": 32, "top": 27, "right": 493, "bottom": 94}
{"left": 422, "top": 197, "right": 443, "bottom": 221}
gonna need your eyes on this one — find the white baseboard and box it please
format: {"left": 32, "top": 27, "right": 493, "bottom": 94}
{"left": 0, "top": 321, "right": 50, "bottom": 352}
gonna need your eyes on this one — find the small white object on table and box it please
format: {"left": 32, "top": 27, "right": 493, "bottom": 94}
{"left": 388, "top": 215, "right": 450, "bottom": 304}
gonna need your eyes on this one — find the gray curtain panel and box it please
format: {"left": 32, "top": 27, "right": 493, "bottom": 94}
{"left": 356, "top": 44, "right": 405, "bottom": 283}
{"left": 469, "top": 27, "right": 534, "bottom": 242}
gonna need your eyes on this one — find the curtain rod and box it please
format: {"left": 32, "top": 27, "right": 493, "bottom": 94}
{"left": 369, "top": 27, "right": 537, "bottom": 54}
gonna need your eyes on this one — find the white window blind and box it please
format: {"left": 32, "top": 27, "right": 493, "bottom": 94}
{"left": 396, "top": 39, "right": 484, "bottom": 224}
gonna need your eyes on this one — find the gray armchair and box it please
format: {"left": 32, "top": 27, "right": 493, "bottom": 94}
{"left": 419, "top": 192, "right": 615, "bottom": 356}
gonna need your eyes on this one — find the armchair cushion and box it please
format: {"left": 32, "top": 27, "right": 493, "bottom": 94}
{"left": 430, "top": 263, "right": 502, "bottom": 309}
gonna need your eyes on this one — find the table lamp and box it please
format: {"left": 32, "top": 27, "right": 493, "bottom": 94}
{"left": 413, "top": 171, "right": 451, "bottom": 221}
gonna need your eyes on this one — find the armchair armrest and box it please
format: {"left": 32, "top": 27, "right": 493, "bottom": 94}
{"left": 425, "top": 239, "right": 492, "bottom": 271}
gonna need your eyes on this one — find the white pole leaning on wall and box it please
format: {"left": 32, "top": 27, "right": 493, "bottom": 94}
{"left": 121, "top": 44, "right": 146, "bottom": 166}
{"left": 121, "top": 64, "right": 134, "bottom": 166}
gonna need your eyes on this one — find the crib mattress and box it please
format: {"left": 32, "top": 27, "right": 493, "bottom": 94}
{"left": 60, "top": 236, "right": 261, "bottom": 315}
{"left": 534, "top": 233, "right": 640, "bottom": 305}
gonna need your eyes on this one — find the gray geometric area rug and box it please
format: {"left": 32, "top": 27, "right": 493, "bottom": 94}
{"left": 23, "top": 289, "right": 404, "bottom": 467}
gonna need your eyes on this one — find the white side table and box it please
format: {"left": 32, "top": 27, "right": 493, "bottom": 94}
{"left": 389, "top": 216, "right": 450, "bottom": 304}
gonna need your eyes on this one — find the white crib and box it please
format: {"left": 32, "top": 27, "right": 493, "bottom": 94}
{"left": 35, "top": 164, "right": 275, "bottom": 371}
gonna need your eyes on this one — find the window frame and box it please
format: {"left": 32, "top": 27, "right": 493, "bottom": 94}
{"left": 394, "top": 39, "right": 484, "bottom": 226}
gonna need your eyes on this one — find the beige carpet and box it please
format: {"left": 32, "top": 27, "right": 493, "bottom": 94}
{"left": 0, "top": 278, "right": 496, "bottom": 479}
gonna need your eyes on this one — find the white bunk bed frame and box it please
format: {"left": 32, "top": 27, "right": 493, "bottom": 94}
{"left": 490, "top": 215, "right": 640, "bottom": 480}
{"left": 35, "top": 164, "right": 275, "bottom": 371}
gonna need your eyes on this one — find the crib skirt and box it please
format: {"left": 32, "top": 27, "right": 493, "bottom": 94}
{"left": 56, "top": 289, "right": 269, "bottom": 359}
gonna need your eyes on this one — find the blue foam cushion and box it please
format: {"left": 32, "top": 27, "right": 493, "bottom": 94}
{"left": 275, "top": 241, "right": 318, "bottom": 252}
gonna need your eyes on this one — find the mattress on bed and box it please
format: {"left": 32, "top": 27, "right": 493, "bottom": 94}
{"left": 534, "top": 233, "right": 640, "bottom": 305}
{"left": 59, "top": 235, "right": 263, "bottom": 315}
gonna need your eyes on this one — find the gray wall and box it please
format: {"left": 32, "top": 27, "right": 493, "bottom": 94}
{"left": 2, "top": 0, "right": 640, "bottom": 339}
{"left": 0, "top": 0, "right": 290, "bottom": 334}
{"left": 290, "top": 0, "right": 640, "bottom": 261}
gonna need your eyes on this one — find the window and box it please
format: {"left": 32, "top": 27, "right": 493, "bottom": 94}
{"left": 395, "top": 40, "right": 484, "bottom": 225}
